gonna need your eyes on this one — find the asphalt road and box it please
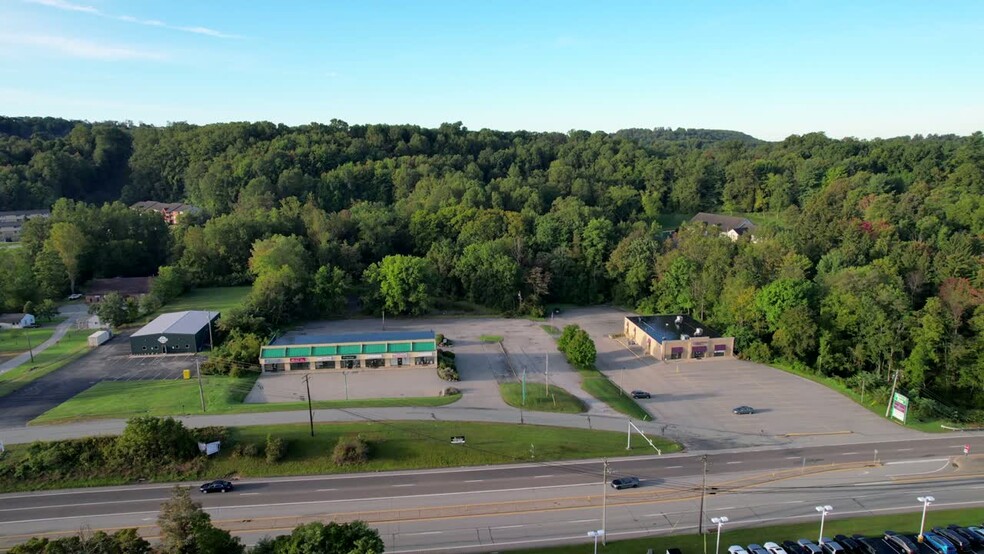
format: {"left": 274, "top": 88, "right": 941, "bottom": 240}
{"left": 2, "top": 435, "right": 982, "bottom": 551}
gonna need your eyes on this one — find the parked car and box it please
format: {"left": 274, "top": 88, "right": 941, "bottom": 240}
{"left": 850, "top": 536, "right": 886, "bottom": 554}
{"left": 748, "top": 544, "right": 769, "bottom": 554}
{"left": 883, "top": 531, "right": 918, "bottom": 554}
{"left": 631, "top": 390, "right": 651, "bottom": 399}
{"left": 733, "top": 405, "right": 755, "bottom": 415}
{"left": 783, "top": 540, "right": 808, "bottom": 554}
{"left": 922, "top": 532, "right": 956, "bottom": 554}
{"left": 199, "top": 479, "right": 234, "bottom": 493}
{"left": 610, "top": 476, "right": 640, "bottom": 489}
{"left": 947, "top": 526, "right": 983, "bottom": 547}
{"left": 67, "top": 293, "right": 83, "bottom": 300}
{"left": 765, "top": 541, "right": 788, "bottom": 554}
{"left": 729, "top": 546, "right": 750, "bottom": 554}
{"left": 798, "top": 539, "right": 823, "bottom": 554}
{"left": 933, "top": 528, "right": 969, "bottom": 552}
{"left": 820, "top": 538, "right": 846, "bottom": 554}
{"left": 963, "top": 527, "right": 984, "bottom": 543}
{"left": 834, "top": 535, "right": 861, "bottom": 554}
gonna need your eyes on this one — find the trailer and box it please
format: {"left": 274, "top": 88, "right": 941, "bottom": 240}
{"left": 88, "top": 330, "right": 111, "bottom": 347}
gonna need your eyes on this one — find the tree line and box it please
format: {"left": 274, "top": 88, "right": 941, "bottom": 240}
{"left": 0, "top": 117, "right": 981, "bottom": 422}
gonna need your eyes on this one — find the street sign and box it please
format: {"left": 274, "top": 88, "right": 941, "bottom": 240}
{"left": 158, "top": 336, "right": 168, "bottom": 344}
{"left": 890, "top": 392, "right": 909, "bottom": 423}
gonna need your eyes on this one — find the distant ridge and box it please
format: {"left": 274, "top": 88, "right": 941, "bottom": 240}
{"left": 613, "top": 127, "right": 763, "bottom": 145}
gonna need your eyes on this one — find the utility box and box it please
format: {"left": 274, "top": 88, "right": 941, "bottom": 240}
{"left": 87, "top": 330, "right": 111, "bottom": 347}
{"left": 183, "top": 369, "right": 191, "bottom": 380}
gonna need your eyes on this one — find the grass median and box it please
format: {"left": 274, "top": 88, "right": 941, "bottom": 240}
{"left": 31, "top": 374, "right": 461, "bottom": 425}
{"left": 511, "top": 506, "right": 984, "bottom": 553}
{"left": 500, "top": 382, "right": 587, "bottom": 413}
{"left": 0, "top": 329, "right": 91, "bottom": 399}
{"left": 578, "top": 368, "right": 650, "bottom": 420}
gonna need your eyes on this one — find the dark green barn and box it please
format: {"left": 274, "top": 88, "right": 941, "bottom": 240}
{"left": 130, "top": 311, "right": 219, "bottom": 355}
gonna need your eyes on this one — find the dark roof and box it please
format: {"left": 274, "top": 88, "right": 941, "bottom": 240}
{"left": 132, "top": 311, "right": 219, "bottom": 337}
{"left": 627, "top": 315, "right": 720, "bottom": 343}
{"left": 85, "top": 276, "right": 154, "bottom": 296}
{"left": 0, "top": 313, "right": 29, "bottom": 325}
{"left": 130, "top": 201, "right": 201, "bottom": 213}
{"left": 272, "top": 330, "right": 435, "bottom": 346}
{"left": 0, "top": 209, "right": 50, "bottom": 219}
{"left": 689, "top": 212, "right": 755, "bottom": 232}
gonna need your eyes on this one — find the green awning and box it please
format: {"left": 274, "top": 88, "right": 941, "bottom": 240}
{"left": 286, "top": 346, "right": 311, "bottom": 357}
{"left": 412, "top": 341, "right": 436, "bottom": 352}
{"left": 388, "top": 342, "right": 412, "bottom": 353}
{"left": 312, "top": 345, "right": 336, "bottom": 356}
{"left": 338, "top": 344, "right": 362, "bottom": 355}
{"left": 262, "top": 347, "right": 287, "bottom": 358}
{"left": 364, "top": 343, "right": 387, "bottom": 354}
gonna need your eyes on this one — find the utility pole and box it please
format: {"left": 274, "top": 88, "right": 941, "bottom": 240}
{"left": 206, "top": 311, "right": 214, "bottom": 351}
{"left": 698, "top": 455, "right": 708, "bottom": 536}
{"left": 195, "top": 358, "right": 206, "bottom": 413}
{"left": 302, "top": 374, "right": 314, "bottom": 437}
{"left": 545, "top": 353, "right": 549, "bottom": 394}
{"left": 522, "top": 368, "right": 527, "bottom": 406}
{"left": 381, "top": 308, "right": 385, "bottom": 330}
{"left": 25, "top": 330, "right": 34, "bottom": 363}
{"left": 602, "top": 459, "right": 609, "bottom": 545}
{"left": 885, "top": 370, "right": 900, "bottom": 418}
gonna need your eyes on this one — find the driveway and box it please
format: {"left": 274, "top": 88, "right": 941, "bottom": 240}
{"left": 0, "top": 303, "right": 89, "bottom": 374}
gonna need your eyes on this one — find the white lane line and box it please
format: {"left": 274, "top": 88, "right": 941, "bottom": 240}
{"left": 392, "top": 484, "right": 415, "bottom": 487}
{"left": 405, "top": 531, "right": 442, "bottom": 536}
{"left": 726, "top": 461, "right": 742, "bottom": 465}
{"left": 841, "top": 452, "right": 859, "bottom": 455}
{"left": 0, "top": 497, "right": 169, "bottom": 513}
{"left": 464, "top": 480, "right": 484, "bottom": 483}
{"left": 0, "top": 510, "right": 160, "bottom": 526}
{"left": 666, "top": 466, "right": 683, "bottom": 469}
{"left": 786, "top": 456, "right": 800, "bottom": 459}
{"left": 971, "top": 485, "right": 984, "bottom": 489}
{"left": 777, "top": 500, "right": 805, "bottom": 505}
{"left": 568, "top": 519, "right": 597, "bottom": 524}
{"left": 896, "top": 448, "right": 913, "bottom": 452}
{"left": 493, "top": 524, "right": 525, "bottom": 530}
{"left": 315, "top": 489, "right": 336, "bottom": 492}
{"left": 885, "top": 458, "right": 949, "bottom": 465}
{"left": 238, "top": 493, "right": 260, "bottom": 496}
{"left": 533, "top": 475, "right": 554, "bottom": 479}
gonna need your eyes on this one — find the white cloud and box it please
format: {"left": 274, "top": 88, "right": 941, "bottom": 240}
{"left": 23, "top": 0, "right": 240, "bottom": 39}
{"left": 0, "top": 33, "right": 169, "bottom": 61}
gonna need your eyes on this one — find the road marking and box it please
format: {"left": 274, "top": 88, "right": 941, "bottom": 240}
{"left": 493, "top": 524, "right": 525, "bottom": 530}
{"left": 896, "top": 448, "right": 913, "bottom": 452}
{"left": 533, "top": 475, "right": 553, "bottom": 478}
{"left": 464, "top": 480, "right": 484, "bottom": 483}
{"left": 885, "top": 458, "right": 949, "bottom": 465}
{"left": 405, "top": 531, "right": 442, "bottom": 536}
{"left": 393, "top": 484, "right": 415, "bottom": 487}
{"left": 841, "top": 452, "right": 859, "bottom": 455}
{"left": 238, "top": 493, "right": 260, "bottom": 496}
{"left": 665, "top": 466, "right": 683, "bottom": 469}
{"left": 567, "top": 519, "right": 597, "bottom": 524}
{"left": 0, "top": 497, "right": 169, "bottom": 513}
{"left": 315, "top": 489, "right": 336, "bottom": 492}
{"left": 971, "top": 485, "right": 984, "bottom": 489}
{"left": 786, "top": 456, "right": 801, "bottom": 459}
{"left": 726, "top": 461, "right": 742, "bottom": 465}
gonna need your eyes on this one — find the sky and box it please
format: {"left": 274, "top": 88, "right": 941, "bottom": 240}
{"left": 1, "top": 0, "right": 983, "bottom": 141}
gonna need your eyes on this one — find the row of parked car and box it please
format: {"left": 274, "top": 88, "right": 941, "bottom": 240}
{"left": 727, "top": 525, "right": 984, "bottom": 554}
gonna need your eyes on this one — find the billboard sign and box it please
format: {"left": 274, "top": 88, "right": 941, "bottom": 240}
{"left": 891, "top": 392, "right": 909, "bottom": 423}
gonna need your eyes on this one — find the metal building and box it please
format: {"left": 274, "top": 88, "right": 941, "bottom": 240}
{"left": 129, "top": 311, "right": 219, "bottom": 355}
{"left": 259, "top": 330, "right": 437, "bottom": 371}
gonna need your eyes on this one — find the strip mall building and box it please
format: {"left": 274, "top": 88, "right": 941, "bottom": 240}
{"left": 624, "top": 315, "right": 734, "bottom": 360}
{"left": 259, "top": 330, "right": 437, "bottom": 371}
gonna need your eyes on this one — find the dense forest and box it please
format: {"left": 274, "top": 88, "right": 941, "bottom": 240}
{"left": 0, "top": 116, "right": 981, "bottom": 422}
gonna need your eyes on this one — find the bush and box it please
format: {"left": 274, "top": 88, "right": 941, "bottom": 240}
{"left": 438, "top": 366, "right": 460, "bottom": 381}
{"left": 557, "top": 324, "right": 581, "bottom": 352}
{"left": 265, "top": 434, "right": 287, "bottom": 463}
{"left": 115, "top": 417, "right": 198, "bottom": 468}
{"left": 331, "top": 436, "right": 368, "bottom": 465}
{"left": 441, "top": 386, "right": 460, "bottom": 396}
{"left": 565, "top": 329, "right": 596, "bottom": 369}
{"left": 232, "top": 442, "right": 260, "bottom": 458}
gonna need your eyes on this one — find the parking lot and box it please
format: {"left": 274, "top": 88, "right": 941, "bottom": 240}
{"left": 0, "top": 334, "right": 191, "bottom": 426}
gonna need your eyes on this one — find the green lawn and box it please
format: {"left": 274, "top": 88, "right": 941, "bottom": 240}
{"left": 578, "top": 368, "right": 651, "bottom": 420}
{"left": 31, "top": 374, "right": 462, "bottom": 424}
{"left": 500, "top": 382, "right": 587, "bottom": 413}
{"left": 512, "top": 507, "right": 984, "bottom": 554}
{"left": 210, "top": 420, "right": 679, "bottom": 477}
{"left": 136, "top": 286, "right": 252, "bottom": 324}
{"left": 480, "top": 334, "right": 504, "bottom": 343}
{"left": 0, "top": 329, "right": 91, "bottom": 399}
{"left": 0, "top": 319, "right": 65, "bottom": 354}
{"left": 540, "top": 325, "right": 561, "bottom": 335}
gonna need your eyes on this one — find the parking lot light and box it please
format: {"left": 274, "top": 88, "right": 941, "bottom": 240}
{"left": 712, "top": 516, "right": 729, "bottom": 554}
{"left": 917, "top": 496, "right": 935, "bottom": 542}
{"left": 587, "top": 529, "right": 605, "bottom": 554}
{"left": 815, "top": 505, "right": 833, "bottom": 544}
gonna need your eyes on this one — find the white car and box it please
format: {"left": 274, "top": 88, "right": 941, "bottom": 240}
{"left": 68, "top": 293, "right": 82, "bottom": 300}
{"left": 729, "top": 547, "right": 750, "bottom": 554}
{"left": 765, "top": 542, "right": 788, "bottom": 554}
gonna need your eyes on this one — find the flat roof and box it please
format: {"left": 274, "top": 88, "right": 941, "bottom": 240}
{"left": 627, "top": 315, "right": 719, "bottom": 343}
{"left": 271, "top": 330, "right": 435, "bottom": 346}
{"left": 132, "top": 311, "right": 219, "bottom": 337}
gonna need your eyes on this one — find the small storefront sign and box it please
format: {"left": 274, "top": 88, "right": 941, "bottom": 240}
{"left": 341, "top": 355, "right": 358, "bottom": 360}
{"left": 289, "top": 357, "right": 308, "bottom": 363}
{"left": 890, "top": 392, "right": 909, "bottom": 423}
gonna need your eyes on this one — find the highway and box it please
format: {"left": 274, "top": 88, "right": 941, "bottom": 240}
{"left": 1, "top": 435, "right": 982, "bottom": 551}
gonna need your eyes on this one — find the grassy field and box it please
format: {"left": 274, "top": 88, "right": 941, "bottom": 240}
{"left": 512, "top": 507, "right": 984, "bottom": 553}
{"left": 0, "top": 318, "right": 66, "bottom": 354}
{"left": 500, "top": 382, "right": 587, "bottom": 413}
{"left": 0, "top": 329, "right": 91, "bottom": 399}
{"left": 210, "top": 421, "right": 679, "bottom": 477}
{"left": 31, "top": 375, "right": 462, "bottom": 424}
{"left": 135, "top": 286, "right": 251, "bottom": 324}
{"left": 578, "top": 368, "right": 651, "bottom": 420}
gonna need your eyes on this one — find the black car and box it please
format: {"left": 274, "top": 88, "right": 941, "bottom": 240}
{"left": 834, "top": 535, "right": 861, "bottom": 554}
{"left": 849, "top": 537, "right": 882, "bottom": 554}
{"left": 200, "top": 480, "right": 234, "bottom": 493}
{"left": 783, "top": 541, "right": 808, "bottom": 554}
{"left": 631, "top": 390, "right": 651, "bottom": 399}
{"left": 610, "top": 476, "right": 641, "bottom": 489}
{"left": 883, "top": 532, "right": 918, "bottom": 554}
{"left": 947, "top": 526, "right": 982, "bottom": 547}
{"left": 933, "top": 528, "right": 970, "bottom": 552}
{"left": 733, "top": 406, "right": 755, "bottom": 415}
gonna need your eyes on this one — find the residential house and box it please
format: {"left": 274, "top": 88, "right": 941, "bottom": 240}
{"left": 130, "top": 201, "right": 202, "bottom": 225}
{"left": 0, "top": 210, "right": 50, "bottom": 242}
{"left": 689, "top": 212, "right": 757, "bottom": 242}
{"left": 84, "top": 276, "right": 154, "bottom": 304}
{"left": 0, "top": 313, "right": 36, "bottom": 329}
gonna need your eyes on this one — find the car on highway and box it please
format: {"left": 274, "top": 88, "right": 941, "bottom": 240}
{"left": 199, "top": 479, "right": 234, "bottom": 493}
{"left": 729, "top": 546, "right": 750, "bottom": 554}
{"left": 820, "top": 538, "right": 846, "bottom": 554}
{"left": 883, "top": 531, "right": 918, "bottom": 554}
{"left": 764, "top": 541, "right": 788, "bottom": 554}
{"left": 922, "top": 532, "right": 956, "bottom": 554}
{"left": 610, "top": 476, "right": 640, "bottom": 489}
{"left": 631, "top": 390, "right": 651, "bottom": 399}
{"left": 933, "top": 528, "right": 970, "bottom": 551}
{"left": 733, "top": 405, "right": 755, "bottom": 415}
{"left": 748, "top": 544, "right": 769, "bottom": 554}
{"left": 797, "top": 539, "right": 823, "bottom": 554}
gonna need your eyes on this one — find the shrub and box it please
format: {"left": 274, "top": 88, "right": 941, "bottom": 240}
{"left": 232, "top": 442, "right": 260, "bottom": 458}
{"left": 265, "top": 435, "right": 287, "bottom": 463}
{"left": 441, "top": 386, "right": 460, "bottom": 396}
{"left": 115, "top": 417, "right": 198, "bottom": 469}
{"left": 438, "top": 366, "right": 460, "bottom": 381}
{"left": 557, "top": 324, "right": 581, "bottom": 352}
{"left": 565, "top": 329, "right": 596, "bottom": 369}
{"left": 331, "top": 436, "right": 368, "bottom": 465}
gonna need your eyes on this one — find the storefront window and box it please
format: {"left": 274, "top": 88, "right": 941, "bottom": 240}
{"left": 315, "top": 360, "right": 335, "bottom": 369}
{"left": 365, "top": 359, "right": 385, "bottom": 368}
{"left": 415, "top": 357, "right": 434, "bottom": 366}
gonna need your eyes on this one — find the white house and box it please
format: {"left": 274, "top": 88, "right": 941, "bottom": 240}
{"left": 0, "top": 313, "right": 36, "bottom": 329}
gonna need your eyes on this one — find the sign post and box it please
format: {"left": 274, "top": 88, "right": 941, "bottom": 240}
{"left": 890, "top": 392, "right": 909, "bottom": 424}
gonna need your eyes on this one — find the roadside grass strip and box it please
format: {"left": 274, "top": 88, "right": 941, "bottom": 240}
{"left": 500, "top": 382, "right": 587, "bottom": 413}
{"left": 0, "top": 318, "right": 66, "bottom": 354}
{"left": 578, "top": 369, "right": 651, "bottom": 420}
{"left": 0, "top": 330, "right": 90, "bottom": 399}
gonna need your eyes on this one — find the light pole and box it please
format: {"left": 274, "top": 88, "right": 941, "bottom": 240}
{"left": 917, "top": 496, "right": 935, "bottom": 543}
{"left": 587, "top": 530, "right": 605, "bottom": 554}
{"left": 712, "top": 516, "right": 729, "bottom": 554}
{"left": 815, "top": 505, "right": 833, "bottom": 544}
